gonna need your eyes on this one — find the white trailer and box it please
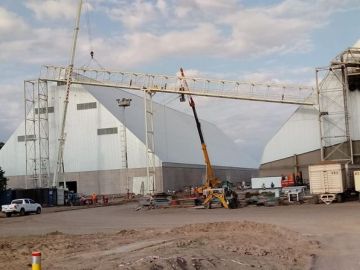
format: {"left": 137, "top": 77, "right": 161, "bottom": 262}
{"left": 354, "top": 171, "right": 360, "bottom": 192}
{"left": 251, "top": 177, "right": 282, "bottom": 189}
{"left": 309, "top": 163, "right": 345, "bottom": 204}
{"left": 354, "top": 171, "right": 360, "bottom": 201}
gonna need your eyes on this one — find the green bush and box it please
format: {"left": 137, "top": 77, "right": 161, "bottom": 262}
{"left": 0, "top": 167, "right": 8, "bottom": 192}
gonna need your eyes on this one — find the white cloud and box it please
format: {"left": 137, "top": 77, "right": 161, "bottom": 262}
{"left": 82, "top": 23, "right": 221, "bottom": 69}
{"left": 24, "top": 0, "right": 78, "bottom": 21}
{"left": 156, "top": 0, "right": 167, "bottom": 15}
{"left": 106, "top": 0, "right": 158, "bottom": 29}
{"left": 174, "top": 5, "right": 191, "bottom": 19}
{"left": 0, "top": 27, "right": 72, "bottom": 64}
{"left": 1, "top": 0, "right": 358, "bottom": 68}
{"left": 193, "top": 0, "right": 238, "bottom": 10}
{"left": 270, "top": 0, "right": 359, "bottom": 19}
{"left": 174, "top": 0, "right": 238, "bottom": 19}
{"left": 96, "top": 0, "right": 360, "bottom": 68}
{"left": 2, "top": 0, "right": 357, "bottom": 70}
{"left": 241, "top": 67, "right": 315, "bottom": 85}
{"left": 0, "top": 7, "right": 28, "bottom": 40}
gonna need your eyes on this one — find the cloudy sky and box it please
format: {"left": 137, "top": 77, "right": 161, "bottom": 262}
{"left": 0, "top": 0, "right": 360, "bottom": 166}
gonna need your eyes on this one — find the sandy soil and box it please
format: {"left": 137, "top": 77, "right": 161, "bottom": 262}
{"left": 0, "top": 221, "right": 317, "bottom": 270}
{"left": 2, "top": 202, "right": 360, "bottom": 269}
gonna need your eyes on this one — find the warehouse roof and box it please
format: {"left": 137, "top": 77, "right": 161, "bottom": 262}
{"left": 86, "top": 85, "right": 257, "bottom": 168}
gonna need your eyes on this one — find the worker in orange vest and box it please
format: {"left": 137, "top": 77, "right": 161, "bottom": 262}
{"left": 92, "top": 193, "right": 97, "bottom": 206}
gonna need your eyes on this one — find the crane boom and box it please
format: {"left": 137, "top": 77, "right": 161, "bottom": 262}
{"left": 52, "top": 0, "right": 83, "bottom": 187}
{"left": 179, "top": 68, "right": 238, "bottom": 209}
{"left": 179, "top": 68, "right": 219, "bottom": 189}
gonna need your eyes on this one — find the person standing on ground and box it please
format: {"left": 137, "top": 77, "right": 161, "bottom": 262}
{"left": 92, "top": 192, "right": 97, "bottom": 206}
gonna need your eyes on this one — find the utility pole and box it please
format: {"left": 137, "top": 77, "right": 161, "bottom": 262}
{"left": 117, "top": 98, "right": 132, "bottom": 195}
{"left": 52, "top": 0, "right": 83, "bottom": 188}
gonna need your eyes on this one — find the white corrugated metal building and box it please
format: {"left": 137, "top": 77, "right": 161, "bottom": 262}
{"left": 0, "top": 83, "right": 256, "bottom": 195}
{"left": 260, "top": 45, "right": 360, "bottom": 180}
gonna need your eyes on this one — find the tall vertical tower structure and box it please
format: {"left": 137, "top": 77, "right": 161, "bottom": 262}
{"left": 317, "top": 48, "right": 360, "bottom": 164}
{"left": 24, "top": 80, "right": 50, "bottom": 188}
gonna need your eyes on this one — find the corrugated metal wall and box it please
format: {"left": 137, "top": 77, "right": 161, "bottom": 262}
{"left": 162, "top": 163, "right": 257, "bottom": 192}
{"left": 261, "top": 105, "right": 320, "bottom": 164}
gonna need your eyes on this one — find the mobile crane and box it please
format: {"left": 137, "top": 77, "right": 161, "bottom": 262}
{"left": 179, "top": 68, "right": 238, "bottom": 209}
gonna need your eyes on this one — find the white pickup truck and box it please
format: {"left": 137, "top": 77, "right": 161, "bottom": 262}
{"left": 1, "top": 198, "right": 42, "bottom": 217}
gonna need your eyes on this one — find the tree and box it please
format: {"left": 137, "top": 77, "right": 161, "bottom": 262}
{"left": 0, "top": 167, "right": 8, "bottom": 192}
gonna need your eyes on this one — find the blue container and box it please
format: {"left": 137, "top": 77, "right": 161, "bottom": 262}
{"left": 0, "top": 190, "right": 12, "bottom": 205}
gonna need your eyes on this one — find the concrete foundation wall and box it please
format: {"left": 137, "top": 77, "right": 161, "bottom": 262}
{"left": 6, "top": 164, "right": 256, "bottom": 195}
{"left": 162, "top": 163, "right": 258, "bottom": 191}
{"left": 6, "top": 167, "right": 163, "bottom": 195}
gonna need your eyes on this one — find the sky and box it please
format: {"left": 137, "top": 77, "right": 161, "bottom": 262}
{"left": 0, "top": 0, "right": 360, "bottom": 166}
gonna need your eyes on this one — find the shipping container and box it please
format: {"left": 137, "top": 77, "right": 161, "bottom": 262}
{"left": 309, "top": 164, "right": 345, "bottom": 194}
{"left": 1, "top": 188, "right": 58, "bottom": 206}
{"left": 309, "top": 164, "right": 346, "bottom": 204}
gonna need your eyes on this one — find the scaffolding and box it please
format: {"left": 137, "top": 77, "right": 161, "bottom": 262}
{"left": 37, "top": 80, "right": 51, "bottom": 187}
{"left": 24, "top": 81, "right": 37, "bottom": 188}
{"left": 24, "top": 80, "right": 50, "bottom": 188}
{"left": 317, "top": 47, "right": 360, "bottom": 163}
{"left": 117, "top": 98, "right": 132, "bottom": 192}
{"left": 36, "top": 65, "right": 315, "bottom": 193}
{"left": 144, "top": 90, "right": 156, "bottom": 193}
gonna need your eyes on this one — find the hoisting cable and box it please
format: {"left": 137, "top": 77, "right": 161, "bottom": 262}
{"left": 81, "top": 0, "right": 105, "bottom": 70}
{"left": 85, "top": 0, "right": 93, "bottom": 55}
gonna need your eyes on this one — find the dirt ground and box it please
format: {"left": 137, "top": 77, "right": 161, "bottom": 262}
{"left": 0, "top": 221, "right": 317, "bottom": 270}
{"left": 1, "top": 202, "right": 360, "bottom": 269}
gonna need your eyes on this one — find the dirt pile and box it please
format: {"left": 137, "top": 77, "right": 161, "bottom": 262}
{"left": 0, "top": 221, "right": 318, "bottom": 269}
